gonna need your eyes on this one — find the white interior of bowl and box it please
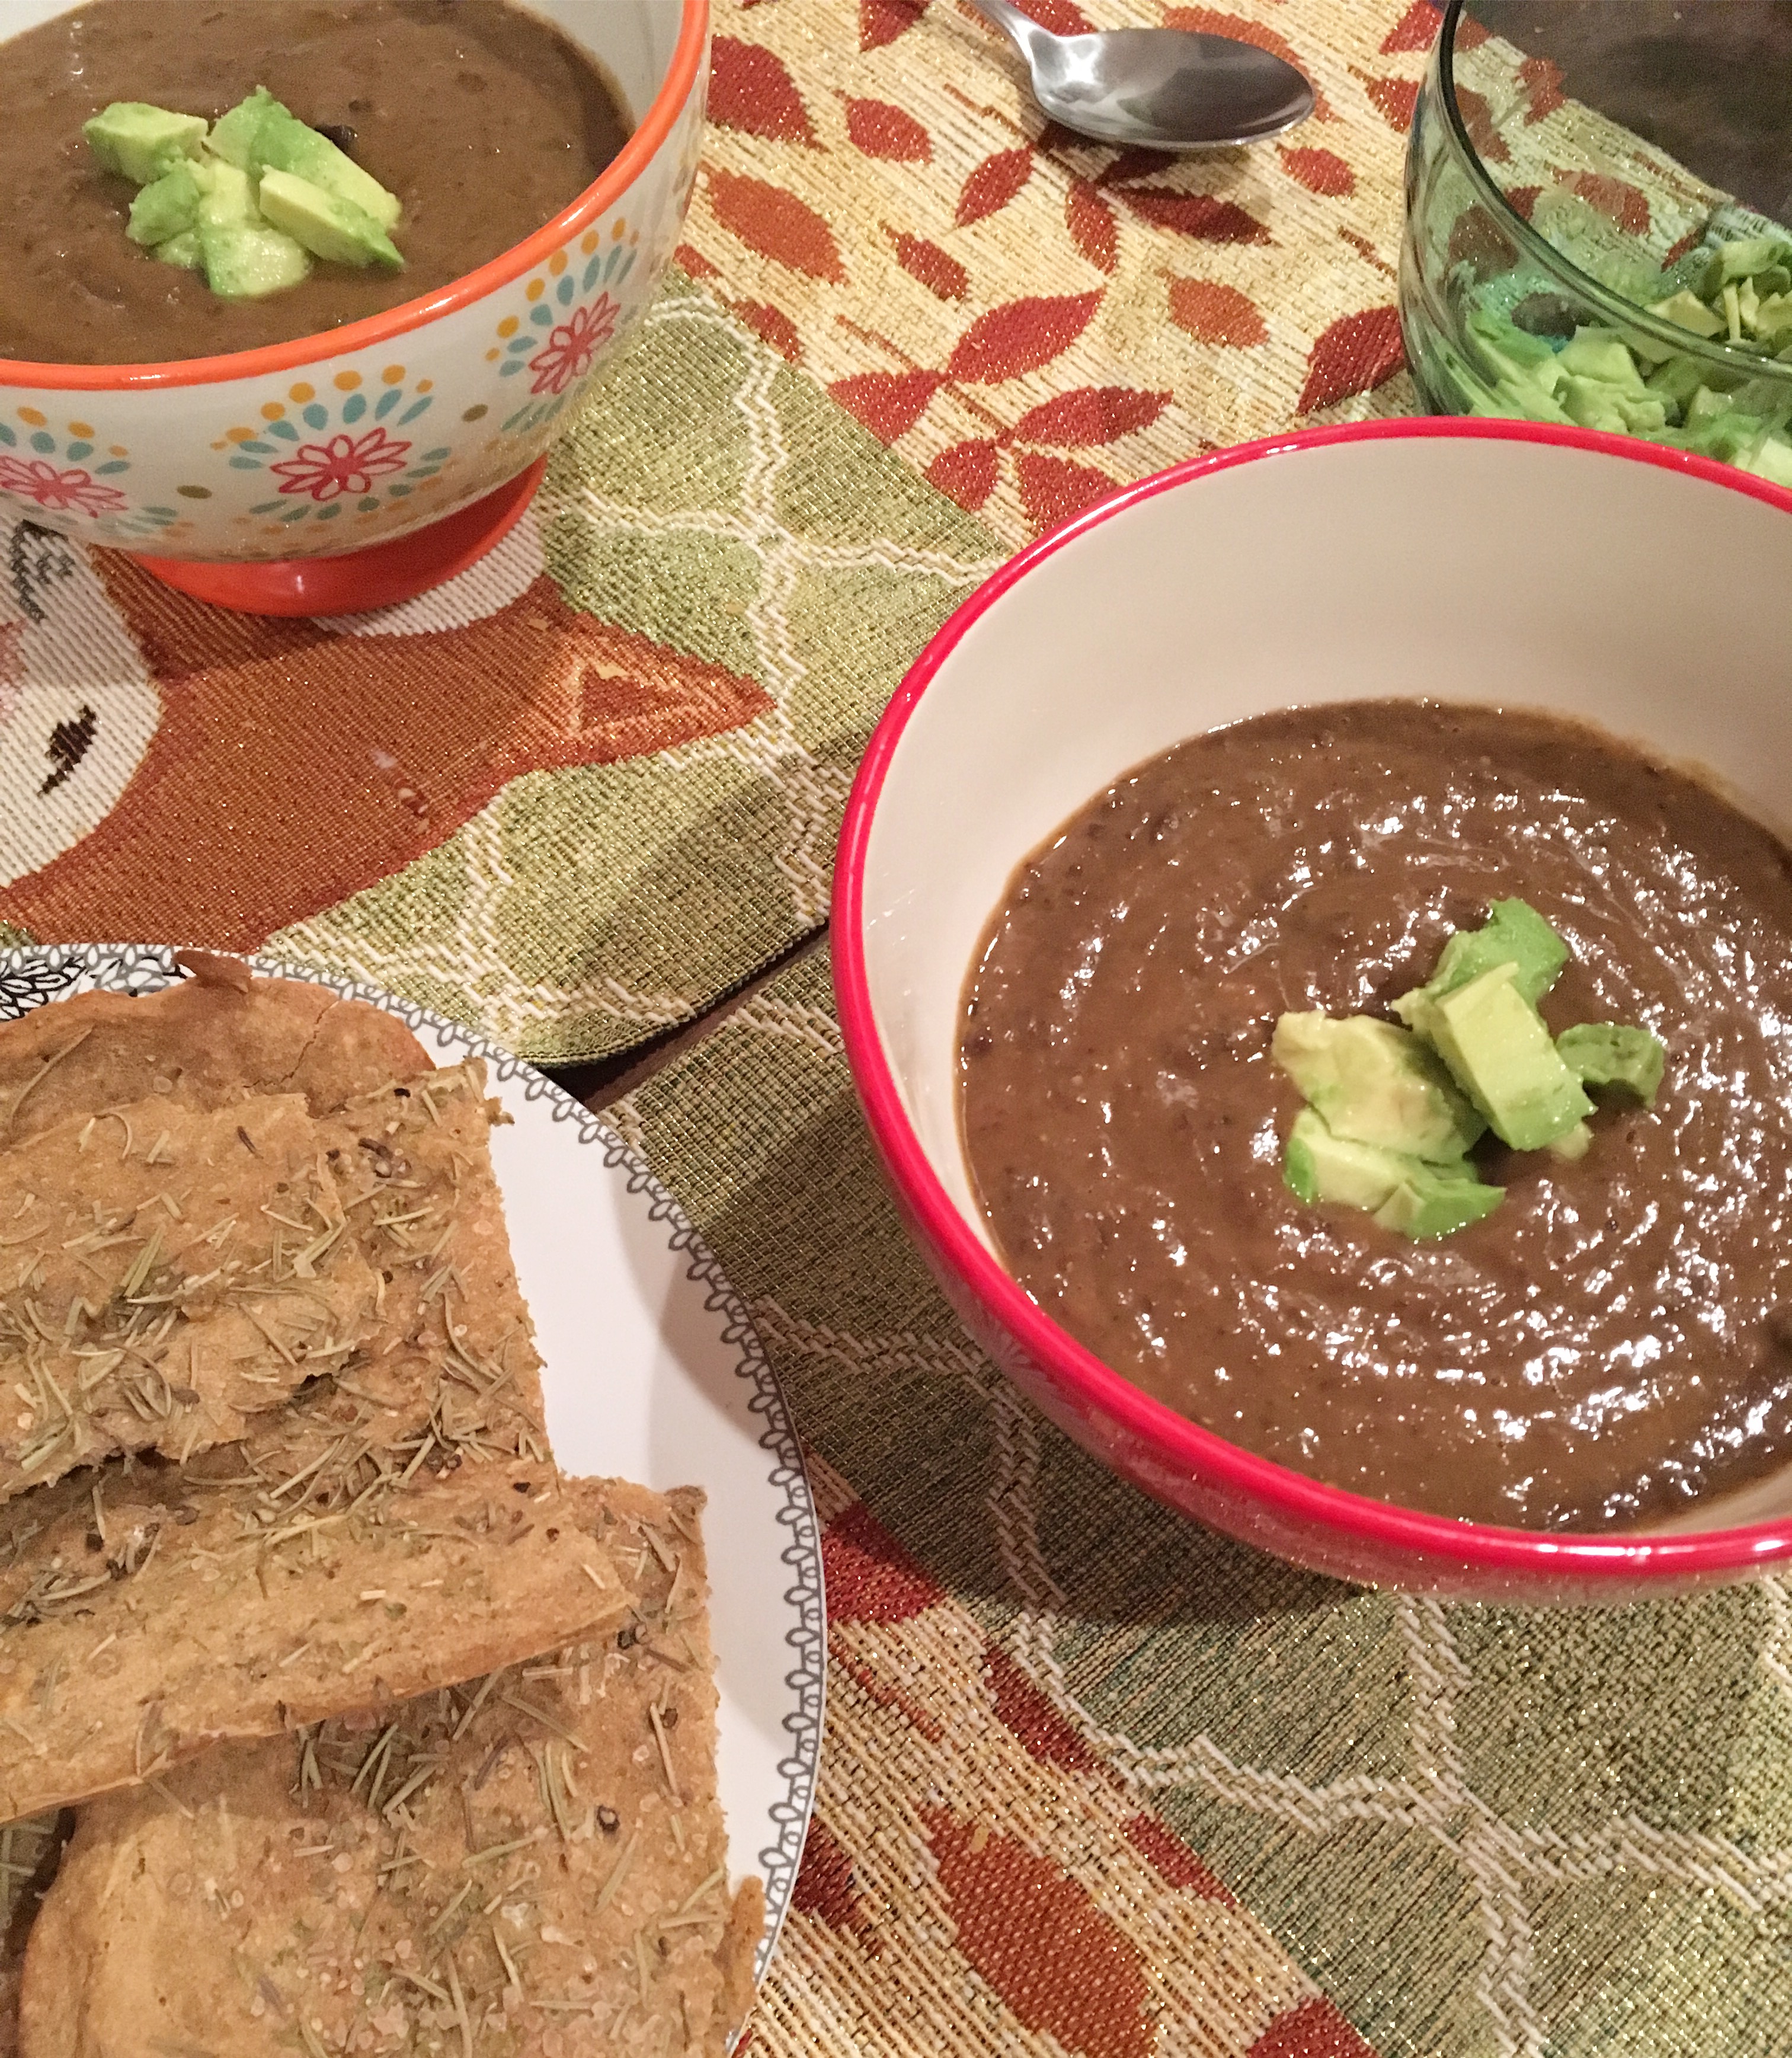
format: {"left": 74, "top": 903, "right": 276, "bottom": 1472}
{"left": 856, "top": 432, "right": 1792, "bottom": 1535}
{"left": 0, "top": 0, "right": 683, "bottom": 130}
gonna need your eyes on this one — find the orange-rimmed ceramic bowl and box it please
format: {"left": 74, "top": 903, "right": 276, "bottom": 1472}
{"left": 0, "top": 0, "right": 709, "bottom": 613}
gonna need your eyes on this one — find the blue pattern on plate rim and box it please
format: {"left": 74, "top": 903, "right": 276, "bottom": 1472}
{"left": 0, "top": 942, "right": 825, "bottom": 1989}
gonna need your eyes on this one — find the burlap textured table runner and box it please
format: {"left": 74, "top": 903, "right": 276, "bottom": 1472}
{"left": 0, "top": 0, "right": 1433, "bottom": 1062}
{"left": 622, "top": 948, "right": 1792, "bottom": 2058}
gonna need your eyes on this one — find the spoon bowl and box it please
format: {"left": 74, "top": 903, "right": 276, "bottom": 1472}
{"left": 966, "top": 0, "right": 1313, "bottom": 150}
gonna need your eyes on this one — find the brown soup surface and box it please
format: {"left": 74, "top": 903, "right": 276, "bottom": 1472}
{"left": 0, "top": 0, "right": 631, "bottom": 365}
{"left": 959, "top": 703, "right": 1792, "bottom": 1532}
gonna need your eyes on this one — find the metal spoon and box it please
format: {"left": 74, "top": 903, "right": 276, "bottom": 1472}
{"left": 963, "top": 0, "right": 1314, "bottom": 150}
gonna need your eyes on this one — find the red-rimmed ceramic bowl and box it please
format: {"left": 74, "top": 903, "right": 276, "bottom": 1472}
{"left": 836, "top": 417, "right": 1792, "bottom": 1603}
{"left": 0, "top": 0, "right": 708, "bottom": 613}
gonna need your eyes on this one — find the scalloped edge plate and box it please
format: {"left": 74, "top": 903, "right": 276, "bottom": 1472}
{"left": 0, "top": 944, "right": 824, "bottom": 1990}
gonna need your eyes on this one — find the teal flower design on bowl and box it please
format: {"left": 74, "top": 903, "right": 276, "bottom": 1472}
{"left": 0, "top": 416, "right": 181, "bottom": 544}
{"left": 225, "top": 374, "right": 452, "bottom": 532}
{"left": 497, "top": 235, "right": 641, "bottom": 438}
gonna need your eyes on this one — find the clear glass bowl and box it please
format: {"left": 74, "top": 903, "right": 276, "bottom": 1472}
{"left": 1400, "top": 0, "right": 1792, "bottom": 485}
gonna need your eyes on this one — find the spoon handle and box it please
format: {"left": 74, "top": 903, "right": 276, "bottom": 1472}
{"left": 961, "top": 0, "right": 1057, "bottom": 59}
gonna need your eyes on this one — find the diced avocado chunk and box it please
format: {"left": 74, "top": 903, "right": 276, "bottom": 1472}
{"left": 156, "top": 229, "right": 203, "bottom": 270}
{"left": 1392, "top": 898, "right": 1569, "bottom": 1021}
{"left": 1557, "top": 1022, "right": 1665, "bottom": 1105}
{"left": 126, "top": 160, "right": 204, "bottom": 249}
{"left": 1404, "top": 963, "right": 1593, "bottom": 1151}
{"left": 1271, "top": 1012, "right": 1483, "bottom": 1161}
{"left": 257, "top": 169, "right": 403, "bottom": 271}
{"left": 83, "top": 101, "right": 208, "bottom": 186}
{"left": 1647, "top": 289, "right": 1725, "bottom": 340}
{"left": 197, "top": 159, "right": 257, "bottom": 231}
{"left": 207, "top": 85, "right": 280, "bottom": 170}
{"left": 1557, "top": 328, "right": 1647, "bottom": 393}
{"left": 200, "top": 223, "right": 312, "bottom": 301}
{"left": 1283, "top": 1109, "right": 1502, "bottom": 1241}
{"left": 249, "top": 98, "right": 401, "bottom": 229}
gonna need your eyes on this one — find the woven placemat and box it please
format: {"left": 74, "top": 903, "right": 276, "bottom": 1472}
{"left": 617, "top": 947, "right": 1792, "bottom": 2058}
{"left": 0, "top": 0, "right": 1441, "bottom": 1063}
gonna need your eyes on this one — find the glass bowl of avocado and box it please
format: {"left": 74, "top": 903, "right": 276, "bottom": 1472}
{"left": 1400, "top": 0, "right": 1792, "bottom": 487}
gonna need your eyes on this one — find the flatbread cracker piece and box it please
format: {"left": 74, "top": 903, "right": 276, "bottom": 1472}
{"left": 0, "top": 1461, "right": 632, "bottom": 1824}
{"left": 20, "top": 1484, "right": 761, "bottom": 2057}
{"left": 0, "top": 1092, "right": 377, "bottom": 1501}
{"left": 313, "top": 1060, "right": 548, "bottom": 1456}
{"left": 0, "top": 972, "right": 431, "bottom": 1147}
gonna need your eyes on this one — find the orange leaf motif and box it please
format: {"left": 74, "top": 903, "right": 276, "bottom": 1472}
{"left": 1457, "top": 84, "right": 1509, "bottom": 163}
{"left": 924, "top": 1811, "right": 1155, "bottom": 2058}
{"left": 945, "top": 291, "right": 1102, "bottom": 382}
{"left": 1164, "top": 9, "right": 1330, "bottom": 118}
{"left": 1066, "top": 180, "right": 1118, "bottom": 272}
{"left": 792, "top": 1815, "right": 881, "bottom": 1954}
{"left": 1116, "top": 189, "right": 1269, "bottom": 244}
{"left": 1009, "top": 0, "right": 1092, "bottom": 31}
{"left": 708, "top": 39, "right": 815, "bottom": 143}
{"left": 820, "top": 1500, "right": 945, "bottom": 1624}
{"left": 1017, "top": 450, "right": 1115, "bottom": 533}
{"left": 1366, "top": 78, "right": 1419, "bottom": 132}
{"left": 891, "top": 232, "right": 969, "bottom": 301}
{"left": 707, "top": 170, "right": 845, "bottom": 282}
{"left": 1278, "top": 145, "right": 1355, "bottom": 198}
{"left": 674, "top": 242, "right": 719, "bottom": 281}
{"left": 1505, "top": 185, "right": 1541, "bottom": 222}
{"left": 1298, "top": 304, "right": 1405, "bottom": 412}
{"left": 846, "top": 96, "right": 932, "bottom": 161}
{"left": 1518, "top": 54, "right": 1566, "bottom": 124}
{"left": 1011, "top": 386, "right": 1169, "bottom": 446}
{"left": 828, "top": 369, "right": 943, "bottom": 444}
{"left": 1248, "top": 1996, "right": 1380, "bottom": 2058}
{"left": 1564, "top": 170, "right": 1650, "bottom": 236}
{"left": 860, "top": 0, "right": 927, "bottom": 49}
{"left": 1121, "top": 1814, "right": 1233, "bottom": 1900}
{"left": 926, "top": 440, "right": 1000, "bottom": 512}
{"left": 956, "top": 147, "right": 1034, "bottom": 227}
{"left": 1167, "top": 277, "right": 1268, "bottom": 346}
{"left": 728, "top": 298, "right": 803, "bottom": 363}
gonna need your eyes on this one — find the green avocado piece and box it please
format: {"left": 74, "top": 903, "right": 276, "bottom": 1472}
{"left": 196, "top": 159, "right": 257, "bottom": 230}
{"left": 1648, "top": 288, "right": 1726, "bottom": 340}
{"left": 1557, "top": 1022, "right": 1665, "bottom": 1105}
{"left": 1271, "top": 1012, "right": 1483, "bottom": 1161}
{"left": 1394, "top": 898, "right": 1570, "bottom": 1020}
{"left": 249, "top": 98, "right": 401, "bottom": 229}
{"left": 1404, "top": 963, "right": 1593, "bottom": 1151}
{"left": 200, "top": 223, "right": 312, "bottom": 301}
{"left": 126, "top": 161, "right": 204, "bottom": 248}
{"left": 207, "top": 85, "right": 279, "bottom": 170}
{"left": 256, "top": 168, "right": 403, "bottom": 270}
{"left": 83, "top": 101, "right": 209, "bottom": 186}
{"left": 155, "top": 229, "right": 203, "bottom": 270}
{"left": 1282, "top": 1110, "right": 1502, "bottom": 1241}
{"left": 1557, "top": 328, "right": 1647, "bottom": 394}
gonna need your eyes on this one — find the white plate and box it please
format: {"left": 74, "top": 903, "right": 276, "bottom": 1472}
{"left": 0, "top": 944, "right": 824, "bottom": 1986}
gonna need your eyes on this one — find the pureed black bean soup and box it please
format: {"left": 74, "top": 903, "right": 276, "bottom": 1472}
{"left": 958, "top": 702, "right": 1792, "bottom": 1530}
{"left": 0, "top": 0, "right": 631, "bottom": 363}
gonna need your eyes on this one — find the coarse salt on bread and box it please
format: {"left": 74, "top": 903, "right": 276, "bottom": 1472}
{"left": 0, "top": 1092, "right": 378, "bottom": 1502}
{"left": 18, "top": 1484, "right": 761, "bottom": 2057}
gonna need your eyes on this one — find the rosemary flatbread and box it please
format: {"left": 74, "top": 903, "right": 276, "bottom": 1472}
{"left": 0, "top": 1456, "right": 632, "bottom": 1824}
{"left": 18, "top": 1484, "right": 761, "bottom": 2057}
{"left": 0, "top": 1091, "right": 377, "bottom": 1501}
{"left": 0, "top": 962, "right": 431, "bottom": 1149}
{"left": 311, "top": 1059, "right": 548, "bottom": 1459}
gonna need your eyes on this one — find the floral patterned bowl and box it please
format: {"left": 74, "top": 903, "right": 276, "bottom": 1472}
{"left": 0, "top": 0, "right": 709, "bottom": 614}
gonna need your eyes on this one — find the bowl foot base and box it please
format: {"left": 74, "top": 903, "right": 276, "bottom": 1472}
{"left": 129, "top": 458, "right": 549, "bottom": 618}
